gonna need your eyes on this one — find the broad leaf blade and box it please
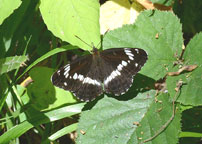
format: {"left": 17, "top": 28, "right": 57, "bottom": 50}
{"left": 77, "top": 91, "right": 181, "bottom": 144}
{"left": 77, "top": 90, "right": 155, "bottom": 143}
{"left": 40, "top": 0, "right": 100, "bottom": 51}
{"left": 103, "top": 10, "right": 183, "bottom": 80}
{"left": 0, "top": 0, "right": 21, "bottom": 25}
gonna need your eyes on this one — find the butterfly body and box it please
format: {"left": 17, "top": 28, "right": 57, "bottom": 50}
{"left": 51, "top": 47, "right": 148, "bottom": 101}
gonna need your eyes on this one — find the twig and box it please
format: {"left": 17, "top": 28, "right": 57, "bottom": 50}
{"left": 142, "top": 80, "right": 183, "bottom": 143}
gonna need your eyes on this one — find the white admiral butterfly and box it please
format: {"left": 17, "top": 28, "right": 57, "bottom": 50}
{"left": 51, "top": 45, "right": 147, "bottom": 101}
{"left": 51, "top": 47, "right": 148, "bottom": 101}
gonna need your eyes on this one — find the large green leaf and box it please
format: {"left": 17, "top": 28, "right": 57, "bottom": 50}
{"left": 0, "top": 0, "right": 21, "bottom": 25}
{"left": 167, "top": 32, "right": 202, "bottom": 106}
{"left": 77, "top": 91, "right": 181, "bottom": 144}
{"left": 103, "top": 10, "right": 183, "bottom": 80}
{"left": 40, "top": 0, "right": 100, "bottom": 51}
{"left": 0, "top": 55, "right": 28, "bottom": 75}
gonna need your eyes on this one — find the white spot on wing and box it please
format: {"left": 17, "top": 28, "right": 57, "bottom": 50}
{"left": 104, "top": 70, "right": 121, "bottom": 85}
{"left": 78, "top": 74, "right": 84, "bottom": 81}
{"left": 124, "top": 49, "right": 131, "bottom": 53}
{"left": 135, "top": 49, "right": 139, "bottom": 54}
{"left": 64, "top": 82, "right": 67, "bottom": 86}
{"left": 135, "top": 63, "right": 138, "bottom": 67}
{"left": 122, "top": 60, "right": 127, "bottom": 66}
{"left": 64, "top": 64, "right": 70, "bottom": 78}
{"left": 83, "top": 77, "right": 100, "bottom": 86}
{"left": 124, "top": 48, "right": 134, "bottom": 61}
{"left": 129, "top": 56, "right": 134, "bottom": 60}
{"left": 117, "top": 64, "right": 123, "bottom": 71}
{"left": 64, "top": 71, "right": 69, "bottom": 78}
{"left": 73, "top": 73, "right": 78, "bottom": 80}
{"left": 57, "top": 70, "right": 61, "bottom": 75}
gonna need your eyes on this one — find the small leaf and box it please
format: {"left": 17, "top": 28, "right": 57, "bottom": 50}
{"left": 0, "top": 55, "right": 27, "bottom": 75}
{"left": 167, "top": 32, "right": 202, "bottom": 106}
{"left": 40, "top": 0, "right": 100, "bottom": 51}
{"left": 0, "top": 0, "right": 21, "bottom": 25}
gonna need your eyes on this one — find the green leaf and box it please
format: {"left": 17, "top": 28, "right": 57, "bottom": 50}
{"left": 77, "top": 91, "right": 181, "bottom": 144}
{"left": 167, "top": 32, "right": 202, "bottom": 106}
{"left": 49, "top": 123, "right": 78, "bottom": 141}
{"left": 0, "top": 55, "right": 27, "bottom": 75}
{"left": 103, "top": 10, "right": 183, "bottom": 80}
{"left": 180, "top": 132, "right": 202, "bottom": 138}
{"left": 17, "top": 45, "right": 75, "bottom": 81}
{"left": 39, "top": 0, "right": 100, "bottom": 51}
{"left": 0, "top": 103, "right": 84, "bottom": 144}
{"left": 0, "top": 0, "right": 22, "bottom": 25}
{"left": 134, "top": 93, "right": 181, "bottom": 144}
{"left": 149, "top": 0, "right": 174, "bottom": 6}
{"left": 27, "top": 67, "right": 77, "bottom": 110}
{"left": 0, "top": 74, "right": 8, "bottom": 111}
{"left": 179, "top": 107, "right": 202, "bottom": 143}
{"left": 180, "top": 107, "right": 202, "bottom": 137}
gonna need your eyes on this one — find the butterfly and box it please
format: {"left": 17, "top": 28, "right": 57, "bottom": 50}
{"left": 51, "top": 47, "right": 148, "bottom": 101}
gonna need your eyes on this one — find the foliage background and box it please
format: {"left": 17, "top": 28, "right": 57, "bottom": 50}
{"left": 0, "top": 0, "right": 202, "bottom": 144}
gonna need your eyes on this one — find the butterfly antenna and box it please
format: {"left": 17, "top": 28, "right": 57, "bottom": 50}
{"left": 95, "top": 29, "right": 110, "bottom": 48}
{"left": 75, "top": 35, "right": 92, "bottom": 48}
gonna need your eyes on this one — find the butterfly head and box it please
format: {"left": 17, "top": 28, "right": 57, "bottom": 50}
{"left": 92, "top": 46, "right": 100, "bottom": 55}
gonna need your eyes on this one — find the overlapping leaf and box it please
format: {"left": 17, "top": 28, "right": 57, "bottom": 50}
{"left": 0, "top": 0, "right": 21, "bottom": 25}
{"left": 40, "top": 0, "right": 100, "bottom": 51}
{"left": 103, "top": 10, "right": 183, "bottom": 80}
{"left": 167, "top": 33, "right": 202, "bottom": 106}
{"left": 77, "top": 91, "right": 181, "bottom": 144}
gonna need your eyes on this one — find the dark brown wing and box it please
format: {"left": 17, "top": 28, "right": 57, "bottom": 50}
{"left": 100, "top": 48, "right": 148, "bottom": 95}
{"left": 51, "top": 54, "right": 103, "bottom": 101}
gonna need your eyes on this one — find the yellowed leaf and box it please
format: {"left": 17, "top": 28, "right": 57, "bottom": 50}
{"left": 100, "top": 0, "right": 144, "bottom": 34}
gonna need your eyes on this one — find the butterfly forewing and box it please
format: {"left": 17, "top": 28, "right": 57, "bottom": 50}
{"left": 100, "top": 48, "right": 148, "bottom": 95}
{"left": 51, "top": 54, "right": 103, "bottom": 101}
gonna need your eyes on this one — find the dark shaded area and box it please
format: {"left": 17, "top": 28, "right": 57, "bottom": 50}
{"left": 180, "top": 107, "right": 202, "bottom": 144}
{"left": 83, "top": 73, "right": 155, "bottom": 110}
{"left": 173, "top": 0, "right": 202, "bottom": 46}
